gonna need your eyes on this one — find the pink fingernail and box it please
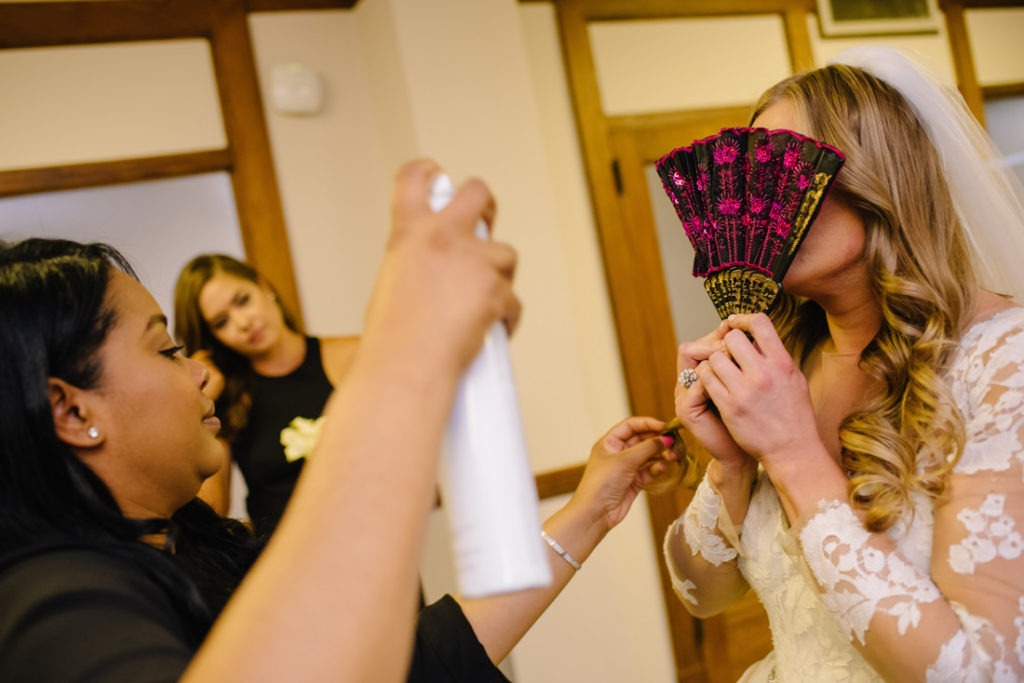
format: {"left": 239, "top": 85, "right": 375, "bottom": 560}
{"left": 660, "top": 435, "right": 675, "bottom": 448}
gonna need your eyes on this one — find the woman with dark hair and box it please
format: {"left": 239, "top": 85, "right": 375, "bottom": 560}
{"left": 0, "top": 160, "right": 677, "bottom": 681}
{"left": 173, "top": 252, "right": 358, "bottom": 534}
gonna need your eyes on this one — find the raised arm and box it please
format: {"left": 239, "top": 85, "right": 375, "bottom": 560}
{"left": 184, "top": 160, "right": 518, "bottom": 683}
{"left": 663, "top": 321, "right": 758, "bottom": 617}
{"left": 796, "top": 321, "right": 1024, "bottom": 680}
{"left": 456, "top": 416, "right": 676, "bottom": 663}
{"left": 715, "top": 312, "right": 1024, "bottom": 681}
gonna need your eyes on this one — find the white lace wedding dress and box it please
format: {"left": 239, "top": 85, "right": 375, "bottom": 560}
{"left": 664, "top": 307, "right": 1024, "bottom": 682}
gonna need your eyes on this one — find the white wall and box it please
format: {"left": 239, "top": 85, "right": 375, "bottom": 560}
{"left": 0, "top": 173, "right": 245, "bottom": 324}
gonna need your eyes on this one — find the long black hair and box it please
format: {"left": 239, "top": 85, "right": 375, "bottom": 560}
{"left": 0, "top": 238, "right": 262, "bottom": 643}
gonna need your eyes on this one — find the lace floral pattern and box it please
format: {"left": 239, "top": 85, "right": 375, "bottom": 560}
{"left": 662, "top": 522, "right": 697, "bottom": 606}
{"left": 948, "top": 494, "right": 1024, "bottom": 574}
{"left": 926, "top": 601, "right": 1024, "bottom": 683}
{"left": 682, "top": 478, "right": 739, "bottom": 567}
{"left": 665, "top": 307, "right": 1024, "bottom": 681}
{"left": 663, "top": 478, "right": 739, "bottom": 607}
{"left": 799, "top": 500, "right": 940, "bottom": 644}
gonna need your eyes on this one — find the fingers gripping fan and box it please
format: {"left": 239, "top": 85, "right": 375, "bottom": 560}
{"left": 655, "top": 127, "right": 845, "bottom": 318}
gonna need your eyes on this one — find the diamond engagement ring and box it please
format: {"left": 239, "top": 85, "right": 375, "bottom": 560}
{"left": 678, "top": 368, "right": 698, "bottom": 389}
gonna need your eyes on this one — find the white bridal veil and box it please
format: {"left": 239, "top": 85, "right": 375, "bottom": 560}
{"left": 833, "top": 46, "right": 1024, "bottom": 304}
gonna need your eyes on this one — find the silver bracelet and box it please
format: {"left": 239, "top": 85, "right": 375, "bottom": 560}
{"left": 541, "top": 530, "right": 581, "bottom": 571}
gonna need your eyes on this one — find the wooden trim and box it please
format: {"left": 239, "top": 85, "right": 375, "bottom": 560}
{"left": 576, "top": 0, "right": 815, "bottom": 21}
{"left": 0, "top": 150, "right": 232, "bottom": 199}
{"left": 246, "top": 0, "right": 356, "bottom": 10}
{"left": 437, "top": 464, "right": 584, "bottom": 510}
{"left": 554, "top": 3, "right": 716, "bottom": 679}
{"left": 782, "top": 7, "right": 816, "bottom": 72}
{"left": 943, "top": 0, "right": 1024, "bottom": 7}
{"left": 0, "top": 0, "right": 303, "bottom": 326}
{"left": 608, "top": 106, "right": 756, "bottom": 138}
{"left": 555, "top": 0, "right": 670, "bottom": 425}
{"left": 209, "top": 3, "right": 303, "bottom": 323}
{"left": 0, "top": 1, "right": 217, "bottom": 47}
{"left": 535, "top": 464, "right": 586, "bottom": 499}
{"left": 943, "top": 2, "right": 988, "bottom": 124}
{"left": 983, "top": 83, "right": 1024, "bottom": 99}
{"left": 0, "top": 0, "right": 357, "bottom": 49}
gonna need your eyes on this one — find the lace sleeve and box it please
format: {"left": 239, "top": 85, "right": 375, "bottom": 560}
{"left": 798, "top": 312, "right": 1024, "bottom": 681}
{"left": 663, "top": 474, "right": 745, "bottom": 609}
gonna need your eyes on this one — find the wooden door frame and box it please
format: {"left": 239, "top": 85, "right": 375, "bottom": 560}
{"left": 0, "top": 0, "right": 357, "bottom": 322}
{"left": 549, "top": 0, "right": 1021, "bottom": 680}
{"left": 552, "top": 3, "right": 817, "bottom": 679}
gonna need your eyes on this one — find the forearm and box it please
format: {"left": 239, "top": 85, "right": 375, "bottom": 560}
{"left": 457, "top": 496, "right": 606, "bottom": 664}
{"left": 789, "top": 456, "right": 1024, "bottom": 681}
{"left": 795, "top": 495, "right": 1022, "bottom": 681}
{"left": 663, "top": 468, "right": 754, "bottom": 618}
{"left": 761, "top": 443, "right": 848, "bottom": 531}
{"left": 186, "top": 343, "right": 460, "bottom": 683}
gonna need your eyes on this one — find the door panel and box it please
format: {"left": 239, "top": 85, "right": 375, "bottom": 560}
{"left": 611, "top": 120, "right": 772, "bottom": 683}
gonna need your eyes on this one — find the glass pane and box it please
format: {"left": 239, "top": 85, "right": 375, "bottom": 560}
{"left": 645, "top": 163, "right": 721, "bottom": 345}
{"left": 985, "top": 95, "right": 1024, "bottom": 186}
{"left": 589, "top": 16, "right": 790, "bottom": 116}
{"left": 0, "top": 172, "right": 245, "bottom": 333}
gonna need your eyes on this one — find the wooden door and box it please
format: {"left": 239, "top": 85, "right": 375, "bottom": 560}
{"left": 548, "top": 0, "right": 1007, "bottom": 679}
{"left": 551, "top": 1, "right": 818, "bottom": 680}
{"left": 610, "top": 117, "right": 774, "bottom": 683}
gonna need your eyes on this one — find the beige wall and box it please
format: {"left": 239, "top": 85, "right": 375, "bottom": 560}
{"left": 236, "top": 5, "right": 1024, "bottom": 679}
{"left": 232, "top": 5, "right": 1024, "bottom": 680}
{"left": 3, "top": 2, "right": 1023, "bottom": 680}
{"left": 0, "top": 39, "right": 224, "bottom": 170}
{"left": 250, "top": 3, "right": 667, "bottom": 678}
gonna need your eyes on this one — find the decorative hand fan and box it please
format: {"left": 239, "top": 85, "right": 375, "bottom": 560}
{"left": 655, "top": 127, "right": 845, "bottom": 318}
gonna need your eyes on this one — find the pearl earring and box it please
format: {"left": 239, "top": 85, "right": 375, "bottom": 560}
{"left": 87, "top": 426, "right": 100, "bottom": 439}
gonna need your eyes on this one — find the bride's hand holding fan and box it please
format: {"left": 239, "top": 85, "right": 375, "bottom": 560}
{"left": 704, "top": 313, "right": 821, "bottom": 475}
{"left": 673, "top": 322, "right": 756, "bottom": 486}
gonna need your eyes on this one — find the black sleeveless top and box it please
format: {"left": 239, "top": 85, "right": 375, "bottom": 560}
{"left": 233, "top": 336, "right": 333, "bottom": 537}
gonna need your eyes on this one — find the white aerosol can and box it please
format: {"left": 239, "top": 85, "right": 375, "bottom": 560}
{"left": 429, "top": 173, "right": 552, "bottom": 598}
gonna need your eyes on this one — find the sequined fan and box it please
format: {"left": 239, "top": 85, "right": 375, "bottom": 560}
{"left": 655, "top": 127, "right": 845, "bottom": 318}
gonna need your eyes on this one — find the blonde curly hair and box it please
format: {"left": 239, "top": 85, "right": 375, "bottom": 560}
{"left": 753, "top": 64, "right": 977, "bottom": 531}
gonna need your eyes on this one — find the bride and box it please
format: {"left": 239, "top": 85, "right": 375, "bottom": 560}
{"left": 663, "top": 47, "right": 1024, "bottom": 681}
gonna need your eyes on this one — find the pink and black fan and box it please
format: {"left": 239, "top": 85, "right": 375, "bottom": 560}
{"left": 655, "top": 127, "right": 845, "bottom": 318}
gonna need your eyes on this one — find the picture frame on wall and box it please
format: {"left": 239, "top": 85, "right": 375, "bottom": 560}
{"left": 816, "top": 0, "right": 942, "bottom": 37}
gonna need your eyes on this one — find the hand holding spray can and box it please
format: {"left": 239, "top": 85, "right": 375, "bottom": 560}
{"left": 429, "top": 173, "right": 552, "bottom": 598}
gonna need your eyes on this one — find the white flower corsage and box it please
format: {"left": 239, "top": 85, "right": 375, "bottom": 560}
{"left": 280, "top": 416, "right": 325, "bottom": 462}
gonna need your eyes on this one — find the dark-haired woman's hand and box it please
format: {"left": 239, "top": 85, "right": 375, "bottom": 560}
{"left": 569, "top": 416, "right": 676, "bottom": 532}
